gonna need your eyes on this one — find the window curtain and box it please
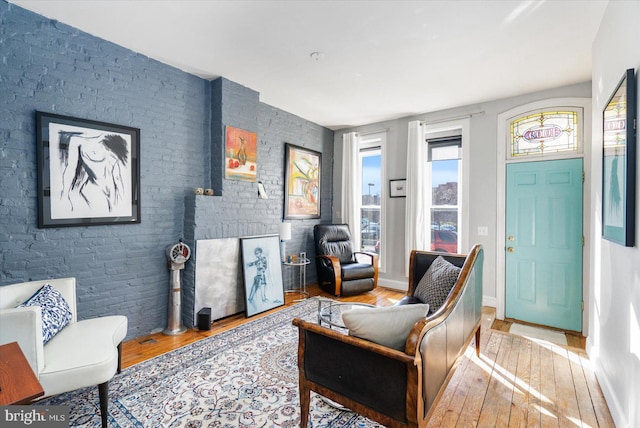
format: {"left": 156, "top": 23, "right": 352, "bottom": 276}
{"left": 405, "top": 120, "right": 427, "bottom": 276}
{"left": 341, "top": 132, "right": 361, "bottom": 250}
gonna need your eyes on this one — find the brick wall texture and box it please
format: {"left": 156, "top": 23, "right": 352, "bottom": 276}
{"left": 0, "top": 1, "right": 333, "bottom": 338}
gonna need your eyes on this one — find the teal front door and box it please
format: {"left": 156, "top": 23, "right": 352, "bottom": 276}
{"left": 505, "top": 158, "right": 583, "bottom": 331}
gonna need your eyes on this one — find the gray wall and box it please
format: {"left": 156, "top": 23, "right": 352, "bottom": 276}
{"left": 588, "top": 2, "right": 640, "bottom": 427}
{"left": 0, "top": 1, "right": 333, "bottom": 339}
{"left": 333, "top": 81, "right": 592, "bottom": 303}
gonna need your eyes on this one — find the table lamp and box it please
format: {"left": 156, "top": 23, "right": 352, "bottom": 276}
{"left": 279, "top": 221, "right": 292, "bottom": 262}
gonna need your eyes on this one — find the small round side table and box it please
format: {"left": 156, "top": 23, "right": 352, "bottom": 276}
{"left": 282, "top": 252, "right": 310, "bottom": 300}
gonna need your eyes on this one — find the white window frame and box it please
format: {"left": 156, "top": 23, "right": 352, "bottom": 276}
{"left": 358, "top": 131, "right": 387, "bottom": 272}
{"left": 422, "top": 119, "right": 470, "bottom": 252}
{"left": 426, "top": 138, "right": 462, "bottom": 253}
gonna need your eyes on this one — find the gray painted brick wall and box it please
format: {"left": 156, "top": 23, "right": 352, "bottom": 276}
{"left": 0, "top": 1, "right": 333, "bottom": 338}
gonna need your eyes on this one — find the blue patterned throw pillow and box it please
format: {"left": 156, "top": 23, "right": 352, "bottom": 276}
{"left": 19, "top": 284, "right": 73, "bottom": 344}
{"left": 414, "top": 256, "right": 461, "bottom": 315}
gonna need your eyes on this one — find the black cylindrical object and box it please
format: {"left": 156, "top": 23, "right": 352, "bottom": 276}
{"left": 197, "top": 307, "right": 212, "bottom": 330}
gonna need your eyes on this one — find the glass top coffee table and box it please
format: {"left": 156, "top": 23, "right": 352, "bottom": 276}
{"left": 315, "top": 297, "right": 375, "bottom": 329}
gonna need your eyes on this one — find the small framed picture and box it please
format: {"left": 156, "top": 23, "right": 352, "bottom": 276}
{"left": 240, "top": 234, "right": 285, "bottom": 317}
{"left": 36, "top": 111, "right": 140, "bottom": 228}
{"left": 389, "top": 179, "right": 407, "bottom": 198}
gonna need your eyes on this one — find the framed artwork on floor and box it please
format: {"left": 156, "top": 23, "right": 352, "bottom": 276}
{"left": 36, "top": 111, "right": 141, "bottom": 228}
{"left": 602, "top": 68, "right": 636, "bottom": 246}
{"left": 284, "top": 143, "right": 321, "bottom": 219}
{"left": 240, "top": 234, "right": 285, "bottom": 317}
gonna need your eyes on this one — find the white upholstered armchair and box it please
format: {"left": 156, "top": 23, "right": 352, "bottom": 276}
{"left": 0, "top": 277, "right": 127, "bottom": 428}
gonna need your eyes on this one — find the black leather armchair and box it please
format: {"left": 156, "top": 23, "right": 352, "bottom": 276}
{"left": 313, "top": 224, "right": 378, "bottom": 296}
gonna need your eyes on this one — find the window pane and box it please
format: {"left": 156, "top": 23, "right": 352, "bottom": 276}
{"left": 361, "top": 152, "right": 381, "bottom": 254}
{"left": 429, "top": 141, "right": 460, "bottom": 253}
{"left": 510, "top": 110, "right": 578, "bottom": 157}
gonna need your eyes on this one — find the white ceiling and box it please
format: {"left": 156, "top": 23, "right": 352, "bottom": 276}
{"left": 11, "top": 0, "right": 608, "bottom": 130}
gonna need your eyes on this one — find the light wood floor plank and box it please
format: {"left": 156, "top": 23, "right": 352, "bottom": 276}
{"left": 569, "top": 350, "right": 599, "bottom": 428}
{"left": 539, "top": 342, "right": 560, "bottom": 428}
{"left": 552, "top": 345, "right": 582, "bottom": 427}
{"left": 477, "top": 333, "right": 512, "bottom": 426}
{"left": 527, "top": 340, "right": 543, "bottom": 427}
{"left": 579, "top": 353, "right": 616, "bottom": 427}
{"left": 510, "top": 336, "right": 531, "bottom": 428}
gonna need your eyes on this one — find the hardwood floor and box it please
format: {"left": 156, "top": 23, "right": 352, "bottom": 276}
{"left": 121, "top": 284, "right": 614, "bottom": 427}
{"left": 121, "top": 284, "right": 401, "bottom": 368}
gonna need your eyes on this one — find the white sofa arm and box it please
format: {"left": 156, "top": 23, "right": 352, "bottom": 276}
{"left": 0, "top": 306, "right": 45, "bottom": 375}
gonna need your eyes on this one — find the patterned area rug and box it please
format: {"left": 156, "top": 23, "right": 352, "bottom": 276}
{"left": 39, "top": 299, "right": 384, "bottom": 427}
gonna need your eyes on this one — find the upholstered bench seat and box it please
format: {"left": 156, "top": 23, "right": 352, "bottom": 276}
{"left": 40, "top": 315, "right": 127, "bottom": 395}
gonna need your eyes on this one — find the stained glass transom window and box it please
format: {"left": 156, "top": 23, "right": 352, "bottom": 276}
{"left": 509, "top": 110, "right": 579, "bottom": 157}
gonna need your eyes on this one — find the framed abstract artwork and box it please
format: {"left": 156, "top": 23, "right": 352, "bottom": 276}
{"left": 240, "top": 234, "right": 285, "bottom": 317}
{"left": 284, "top": 143, "right": 321, "bottom": 219}
{"left": 225, "top": 125, "right": 257, "bottom": 182}
{"left": 36, "top": 111, "right": 141, "bottom": 228}
{"left": 602, "top": 68, "right": 636, "bottom": 246}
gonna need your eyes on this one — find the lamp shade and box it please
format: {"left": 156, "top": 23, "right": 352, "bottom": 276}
{"left": 279, "top": 222, "right": 292, "bottom": 241}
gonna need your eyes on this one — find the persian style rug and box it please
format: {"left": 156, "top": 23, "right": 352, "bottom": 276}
{"left": 39, "top": 299, "right": 384, "bottom": 427}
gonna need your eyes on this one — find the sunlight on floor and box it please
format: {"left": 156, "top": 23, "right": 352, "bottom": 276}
{"left": 476, "top": 353, "right": 552, "bottom": 404}
{"left": 567, "top": 415, "right": 594, "bottom": 428}
{"left": 466, "top": 331, "right": 599, "bottom": 427}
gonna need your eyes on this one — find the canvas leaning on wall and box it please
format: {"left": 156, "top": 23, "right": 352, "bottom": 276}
{"left": 240, "top": 235, "right": 285, "bottom": 317}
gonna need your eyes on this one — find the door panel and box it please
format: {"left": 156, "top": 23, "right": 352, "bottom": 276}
{"left": 505, "top": 158, "right": 583, "bottom": 331}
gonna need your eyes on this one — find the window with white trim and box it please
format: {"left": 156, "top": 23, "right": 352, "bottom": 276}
{"left": 509, "top": 109, "right": 582, "bottom": 159}
{"left": 427, "top": 137, "right": 461, "bottom": 253}
{"left": 358, "top": 133, "right": 385, "bottom": 267}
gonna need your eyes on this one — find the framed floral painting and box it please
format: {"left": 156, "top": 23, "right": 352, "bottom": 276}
{"left": 284, "top": 144, "right": 321, "bottom": 219}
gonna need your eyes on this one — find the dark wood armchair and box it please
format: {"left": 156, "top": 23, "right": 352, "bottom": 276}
{"left": 293, "top": 245, "right": 483, "bottom": 427}
{"left": 313, "top": 224, "right": 378, "bottom": 296}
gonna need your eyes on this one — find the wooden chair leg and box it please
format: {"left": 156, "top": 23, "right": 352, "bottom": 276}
{"left": 117, "top": 342, "right": 123, "bottom": 374}
{"left": 475, "top": 326, "right": 481, "bottom": 357}
{"left": 299, "top": 382, "right": 310, "bottom": 427}
{"left": 98, "top": 381, "right": 109, "bottom": 428}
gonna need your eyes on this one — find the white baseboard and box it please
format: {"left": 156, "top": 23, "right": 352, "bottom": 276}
{"left": 482, "top": 296, "right": 497, "bottom": 308}
{"left": 592, "top": 356, "right": 628, "bottom": 428}
{"left": 378, "top": 278, "right": 408, "bottom": 292}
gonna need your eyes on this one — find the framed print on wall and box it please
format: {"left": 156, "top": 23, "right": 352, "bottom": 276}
{"left": 36, "top": 111, "right": 141, "bottom": 228}
{"left": 225, "top": 125, "right": 257, "bottom": 182}
{"left": 389, "top": 179, "right": 407, "bottom": 198}
{"left": 284, "top": 143, "right": 321, "bottom": 219}
{"left": 240, "top": 234, "right": 285, "bottom": 317}
{"left": 602, "top": 68, "right": 636, "bottom": 246}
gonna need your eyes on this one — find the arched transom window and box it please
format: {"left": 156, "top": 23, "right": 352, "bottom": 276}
{"left": 508, "top": 109, "right": 582, "bottom": 159}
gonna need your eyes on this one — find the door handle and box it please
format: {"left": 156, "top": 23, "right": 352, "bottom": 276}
{"left": 507, "top": 247, "right": 515, "bottom": 253}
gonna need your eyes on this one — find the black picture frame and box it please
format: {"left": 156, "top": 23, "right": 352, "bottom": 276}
{"left": 389, "top": 179, "right": 407, "bottom": 198}
{"left": 284, "top": 143, "right": 321, "bottom": 219}
{"left": 602, "top": 69, "right": 636, "bottom": 246}
{"left": 240, "top": 235, "right": 285, "bottom": 317}
{"left": 36, "top": 111, "right": 141, "bottom": 228}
